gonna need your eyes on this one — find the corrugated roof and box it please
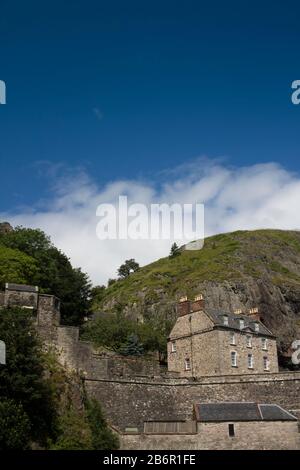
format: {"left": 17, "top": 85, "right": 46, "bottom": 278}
{"left": 205, "top": 308, "right": 274, "bottom": 337}
{"left": 195, "top": 402, "right": 297, "bottom": 422}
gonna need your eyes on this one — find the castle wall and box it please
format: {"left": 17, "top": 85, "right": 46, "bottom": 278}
{"left": 120, "top": 421, "right": 300, "bottom": 450}
{"left": 5, "top": 289, "right": 38, "bottom": 309}
{"left": 85, "top": 371, "right": 300, "bottom": 433}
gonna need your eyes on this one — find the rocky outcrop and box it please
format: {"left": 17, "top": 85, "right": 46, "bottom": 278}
{"left": 97, "top": 230, "right": 300, "bottom": 356}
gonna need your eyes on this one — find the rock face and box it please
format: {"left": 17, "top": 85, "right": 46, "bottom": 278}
{"left": 96, "top": 230, "right": 300, "bottom": 356}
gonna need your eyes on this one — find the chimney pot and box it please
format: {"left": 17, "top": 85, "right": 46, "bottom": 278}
{"left": 248, "top": 307, "right": 261, "bottom": 321}
{"left": 234, "top": 308, "right": 242, "bottom": 315}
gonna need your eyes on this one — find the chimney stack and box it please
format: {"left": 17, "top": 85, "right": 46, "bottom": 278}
{"left": 190, "top": 294, "right": 205, "bottom": 312}
{"left": 177, "top": 296, "right": 190, "bottom": 317}
{"left": 233, "top": 308, "right": 243, "bottom": 315}
{"left": 248, "top": 307, "right": 261, "bottom": 322}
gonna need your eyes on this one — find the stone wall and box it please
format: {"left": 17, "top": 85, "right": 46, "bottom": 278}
{"left": 85, "top": 371, "right": 300, "bottom": 433}
{"left": 121, "top": 421, "right": 300, "bottom": 450}
{"left": 54, "top": 324, "right": 163, "bottom": 380}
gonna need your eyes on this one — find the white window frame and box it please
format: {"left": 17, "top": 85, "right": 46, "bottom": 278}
{"left": 247, "top": 353, "right": 254, "bottom": 369}
{"left": 185, "top": 358, "right": 191, "bottom": 371}
{"left": 223, "top": 315, "right": 229, "bottom": 326}
{"left": 246, "top": 335, "right": 252, "bottom": 348}
{"left": 231, "top": 351, "right": 237, "bottom": 367}
{"left": 171, "top": 341, "right": 176, "bottom": 353}
{"left": 262, "top": 338, "right": 268, "bottom": 350}
{"left": 230, "top": 332, "right": 236, "bottom": 345}
{"left": 263, "top": 356, "right": 270, "bottom": 371}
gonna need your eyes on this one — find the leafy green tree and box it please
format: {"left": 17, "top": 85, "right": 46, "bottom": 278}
{"left": 81, "top": 312, "right": 171, "bottom": 359}
{"left": 81, "top": 313, "right": 134, "bottom": 352}
{"left": 86, "top": 399, "right": 119, "bottom": 450}
{"left": 0, "top": 307, "right": 58, "bottom": 447}
{"left": 119, "top": 333, "right": 144, "bottom": 356}
{"left": 0, "top": 226, "right": 91, "bottom": 325}
{"left": 0, "top": 399, "right": 31, "bottom": 450}
{"left": 0, "top": 245, "right": 39, "bottom": 288}
{"left": 117, "top": 259, "right": 140, "bottom": 278}
{"left": 169, "top": 242, "right": 180, "bottom": 258}
{"left": 90, "top": 285, "right": 106, "bottom": 310}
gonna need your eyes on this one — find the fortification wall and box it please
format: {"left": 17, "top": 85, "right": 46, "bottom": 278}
{"left": 54, "top": 324, "right": 163, "bottom": 380}
{"left": 85, "top": 371, "right": 300, "bottom": 433}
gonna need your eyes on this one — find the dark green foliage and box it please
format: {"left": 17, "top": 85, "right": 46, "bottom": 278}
{"left": 119, "top": 333, "right": 144, "bottom": 356}
{"left": 0, "top": 226, "right": 92, "bottom": 325}
{"left": 81, "top": 312, "right": 171, "bottom": 359}
{"left": 118, "top": 259, "right": 140, "bottom": 278}
{"left": 0, "top": 245, "right": 39, "bottom": 288}
{"left": 169, "top": 242, "right": 180, "bottom": 258}
{"left": 0, "top": 399, "right": 31, "bottom": 450}
{"left": 0, "top": 307, "right": 58, "bottom": 448}
{"left": 52, "top": 400, "right": 119, "bottom": 450}
{"left": 51, "top": 408, "right": 93, "bottom": 450}
{"left": 108, "top": 278, "right": 117, "bottom": 286}
{"left": 81, "top": 312, "right": 135, "bottom": 352}
{"left": 86, "top": 399, "right": 119, "bottom": 450}
{"left": 90, "top": 285, "right": 106, "bottom": 310}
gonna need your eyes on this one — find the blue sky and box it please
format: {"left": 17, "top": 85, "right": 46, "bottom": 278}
{"left": 1, "top": 1, "right": 300, "bottom": 283}
{"left": 1, "top": 0, "right": 299, "bottom": 211}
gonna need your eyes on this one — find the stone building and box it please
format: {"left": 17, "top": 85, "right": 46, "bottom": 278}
{"left": 0, "top": 283, "right": 60, "bottom": 341}
{"left": 1, "top": 283, "right": 299, "bottom": 450}
{"left": 167, "top": 295, "right": 278, "bottom": 377}
{"left": 122, "top": 402, "right": 299, "bottom": 450}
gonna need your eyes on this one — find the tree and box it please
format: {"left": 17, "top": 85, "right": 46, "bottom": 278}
{"left": 0, "top": 399, "right": 31, "bottom": 450}
{"left": 0, "top": 245, "right": 39, "bottom": 289}
{"left": 0, "top": 307, "right": 58, "bottom": 448}
{"left": 169, "top": 242, "right": 180, "bottom": 258}
{"left": 119, "top": 333, "right": 144, "bottom": 356}
{"left": 117, "top": 259, "right": 140, "bottom": 278}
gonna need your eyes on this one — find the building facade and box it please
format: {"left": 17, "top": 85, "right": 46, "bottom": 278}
{"left": 121, "top": 402, "right": 299, "bottom": 450}
{"left": 167, "top": 295, "right": 278, "bottom": 377}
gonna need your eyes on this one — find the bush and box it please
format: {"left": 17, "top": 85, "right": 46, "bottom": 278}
{"left": 0, "top": 399, "right": 31, "bottom": 450}
{"left": 86, "top": 399, "right": 119, "bottom": 450}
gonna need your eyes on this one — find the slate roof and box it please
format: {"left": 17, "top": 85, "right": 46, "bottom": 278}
{"left": 5, "top": 283, "right": 38, "bottom": 293}
{"left": 205, "top": 308, "right": 274, "bottom": 337}
{"left": 195, "top": 402, "right": 297, "bottom": 422}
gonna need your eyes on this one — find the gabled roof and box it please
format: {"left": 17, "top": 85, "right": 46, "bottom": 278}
{"left": 204, "top": 308, "right": 274, "bottom": 337}
{"left": 194, "top": 402, "right": 297, "bottom": 422}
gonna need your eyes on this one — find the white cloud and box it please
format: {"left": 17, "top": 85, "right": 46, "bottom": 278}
{"left": 1, "top": 159, "right": 300, "bottom": 285}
